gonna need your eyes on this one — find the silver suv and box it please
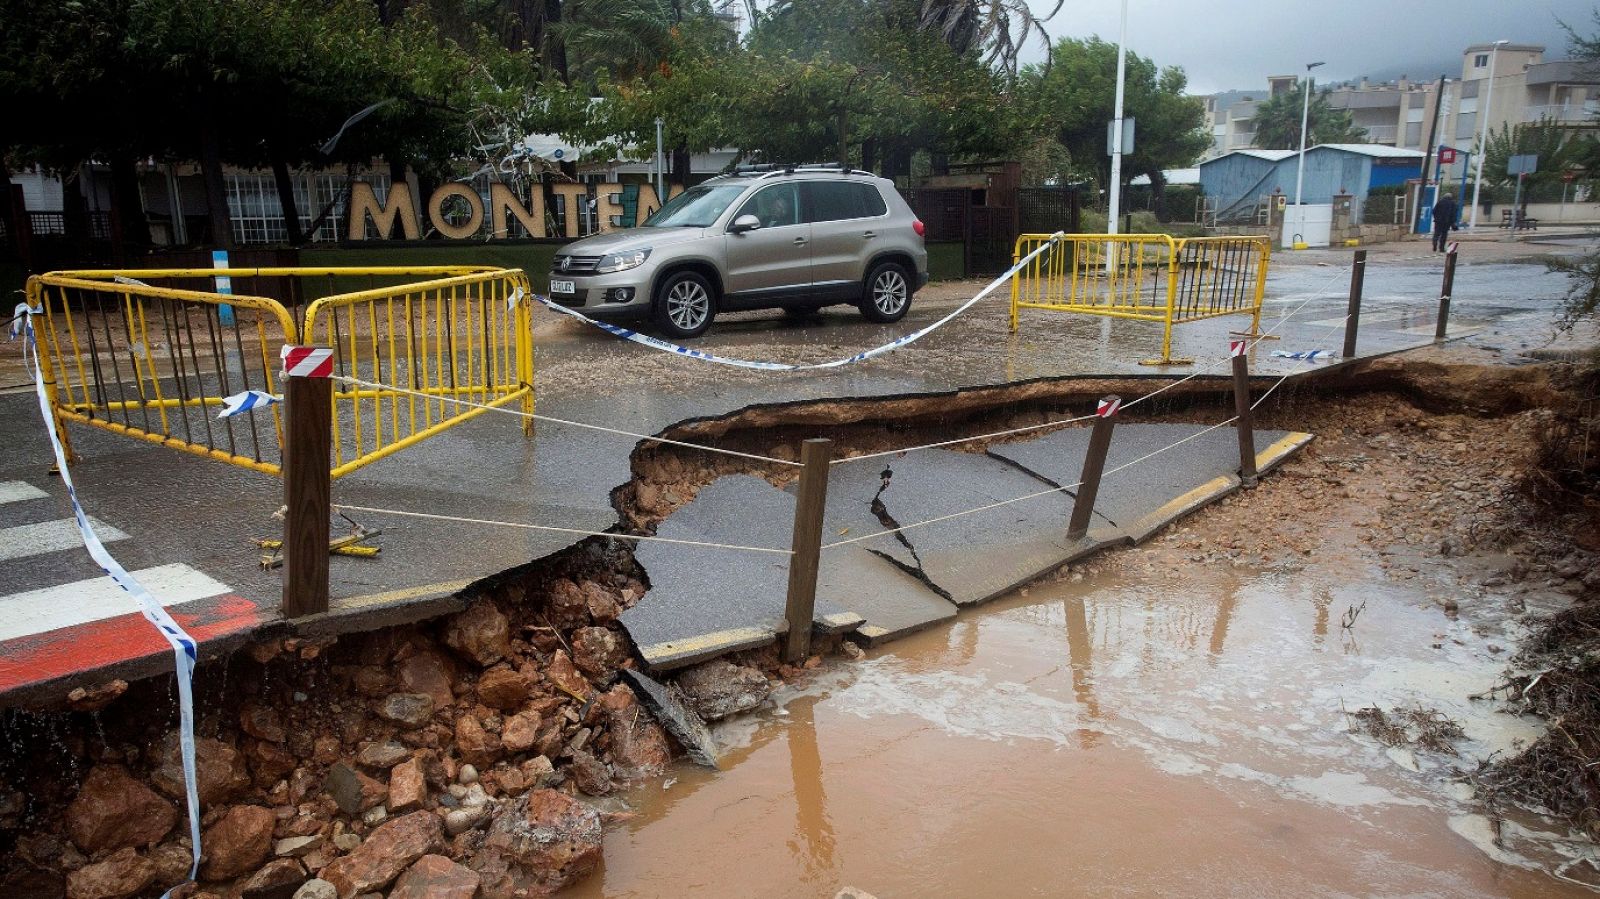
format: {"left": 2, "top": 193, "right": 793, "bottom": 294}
{"left": 545, "top": 166, "right": 929, "bottom": 338}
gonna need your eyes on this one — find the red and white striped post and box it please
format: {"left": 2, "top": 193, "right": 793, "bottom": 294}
{"left": 1067, "top": 395, "right": 1121, "bottom": 541}
{"left": 1230, "top": 340, "right": 1259, "bottom": 488}
{"left": 280, "top": 345, "right": 333, "bottom": 617}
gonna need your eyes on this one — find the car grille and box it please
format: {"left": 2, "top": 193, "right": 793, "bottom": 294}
{"left": 552, "top": 254, "right": 603, "bottom": 274}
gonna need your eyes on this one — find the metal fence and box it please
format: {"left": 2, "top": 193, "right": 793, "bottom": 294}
{"left": 26, "top": 266, "right": 533, "bottom": 479}
{"left": 1009, "top": 233, "right": 1271, "bottom": 365}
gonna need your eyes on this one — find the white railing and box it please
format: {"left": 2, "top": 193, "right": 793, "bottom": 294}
{"left": 1362, "top": 125, "right": 1398, "bottom": 143}
{"left": 1525, "top": 103, "right": 1600, "bottom": 123}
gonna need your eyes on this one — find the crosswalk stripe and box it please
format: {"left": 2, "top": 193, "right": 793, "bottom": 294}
{"left": 0, "top": 481, "right": 48, "bottom": 505}
{"left": 0, "top": 563, "right": 232, "bottom": 643}
{"left": 0, "top": 518, "right": 130, "bottom": 564}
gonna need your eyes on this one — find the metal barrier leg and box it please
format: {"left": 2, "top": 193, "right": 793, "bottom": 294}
{"left": 1231, "top": 349, "right": 1259, "bottom": 488}
{"left": 783, "top": 438, "right": 832, "bottom": 663}
{"left": 282, "top": 349, "right": 333, "bottom": 618}
{"left": 1067, "top": 397, "right": 1119, "bottom": 540}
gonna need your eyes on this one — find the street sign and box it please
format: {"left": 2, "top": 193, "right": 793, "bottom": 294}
{"left": 1438, "top": 147, "right": 1457, "bottom": 165}
{"left": 1564, "top": 170, "right": 1578, "bottom": 182}
{"left": 1508, "top": 154, "right": 1538, "bottom": 175}
{"left": 1106, "top": 118, "right": 1135, "bottom": 156}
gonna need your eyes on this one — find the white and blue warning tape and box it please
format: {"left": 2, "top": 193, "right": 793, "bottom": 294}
{"left": 1271, "top": 349, "right": 1339, "bottom": 362}
{"left": 218, "top": 389, "right": 280, "bottom": 419}
{"left": 19, "top": 311, "right": 203, "bottom": 897}
{"left": 532, "top": 232, "right": 1065, "bottom": 370}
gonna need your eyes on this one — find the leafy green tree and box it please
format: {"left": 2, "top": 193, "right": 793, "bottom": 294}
{"left": 1248, "top": 83, "right": 1365, "bottom": 150}
{"left": 1016, "top": 37, "right": 1209, "bottom": 199}
{"left": 1481, "top": 118, "right": 1577, "bottom": 190}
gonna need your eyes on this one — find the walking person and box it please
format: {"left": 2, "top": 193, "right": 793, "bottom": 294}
{"left": 1431, "top": 191, "right": 1459, "bottom": 253}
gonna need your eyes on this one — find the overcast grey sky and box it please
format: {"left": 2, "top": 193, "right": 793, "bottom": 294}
{"left": 1030, "top": 0, "right": 1597, "bottom": 93}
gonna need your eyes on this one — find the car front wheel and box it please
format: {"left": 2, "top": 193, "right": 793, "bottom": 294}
{"left": 652, "top": 271, "right": 717, "bottom": 339}
{"left": 860, "top": 261, "right": 912, "bottom": 323}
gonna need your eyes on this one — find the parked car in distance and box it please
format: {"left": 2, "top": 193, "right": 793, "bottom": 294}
{"left": 544, "top": 165, "right": 929, "bottom": 339}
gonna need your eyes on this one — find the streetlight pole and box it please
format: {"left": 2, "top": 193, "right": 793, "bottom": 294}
{"left": 1107, "top": 0, "right": 1130, "bottom": 238}
{"left": 1291, "top": 61, "right": 1325, "bottom": 246}
{"left": 1469, "top": 40, "right": 1509, "bottom": 229}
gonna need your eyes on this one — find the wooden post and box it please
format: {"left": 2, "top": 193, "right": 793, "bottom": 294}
{"left": 1231, "top": 346, "right": 1259, "bottom": 487}
{"left": 1435, "top": 246, "right": 1457, "bottom": 342}
{"left": 1067, "top": 396, "right": 1120, "bottom": 541}
{"left": 281, "top": 351, "right": 332, "bottom": 618}
{"left": 1343, "top": 249, "right": 1365, "bottom": 359}
{"left": 783, "top": 438, "right": 832, "bottom": 663}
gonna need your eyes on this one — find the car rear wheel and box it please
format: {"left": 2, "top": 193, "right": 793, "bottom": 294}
{"left": 652, "top": 271, "right": 717, "bottom": 339}
{"left": 859, "top": 261, "right": 912, "bottom": 323}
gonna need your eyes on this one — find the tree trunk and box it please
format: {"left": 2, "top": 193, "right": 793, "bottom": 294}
{"left": 198, "top": 120, "right": 234, "bottom": 249}
{"left": 1150, "top": 170, "right": 1168, "bottom": 222}
{"left": 270, "top": 147, "right": 305, "bottom": 246}
{"left": 107, "top": 153, "right": 150, "bottom": 264}
{"left": 861, "top": 138, "right": 878, "bottom": 175}
{"left": 836, "top": 107, "right": 849, "bottom": 169}
{"left": 543, "top": 0, "right": 568, "bottom": 83}
{"left": 671, "top": 145, "right": 690, "bottom": 188}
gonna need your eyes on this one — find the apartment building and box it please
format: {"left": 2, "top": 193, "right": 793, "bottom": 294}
{"left": 1203, "top": 42, "right": 1600, "bottom": 183}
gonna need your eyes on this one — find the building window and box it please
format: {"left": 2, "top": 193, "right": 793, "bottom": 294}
{"left": 1474, "top": 53, "right": 1489, "bottom": 68}
{"left": 226, "top": 171, "right": 390, "bottom": 244}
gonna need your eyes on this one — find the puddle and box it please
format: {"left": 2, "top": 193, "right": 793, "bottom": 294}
{"left": 571, "top": 556, "right": 1596, "bottom": 897}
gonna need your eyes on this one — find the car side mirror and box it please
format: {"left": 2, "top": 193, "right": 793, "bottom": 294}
{"left": 730, "top": 214, "right": 762, "bottom": 234}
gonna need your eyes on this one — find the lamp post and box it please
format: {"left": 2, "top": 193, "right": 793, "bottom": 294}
{"left": 1469, "top": 40, "right": 1510, "bottom": 229}
{"left": 1107, "top": 0, "right": 1130, "bottom": 239}
{"left": 1291, "top": 61, "right": 1325, "bottom": 246}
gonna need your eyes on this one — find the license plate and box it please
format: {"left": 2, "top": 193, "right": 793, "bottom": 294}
{"left": 550, "top": 279, "right": 576, "bottom": 294}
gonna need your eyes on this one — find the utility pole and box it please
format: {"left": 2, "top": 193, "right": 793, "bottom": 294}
{"left": 1413, "top": 75, "right": 1447, "bottom": 234}
{"left": 1291, "top": 61, "right": 1326, "bottom": 246}
{"left": 1470, "top": 40, "right": 1510, "bottom": 229}
{"left": 655, "top": 117, "right": 665, "bottom": 202}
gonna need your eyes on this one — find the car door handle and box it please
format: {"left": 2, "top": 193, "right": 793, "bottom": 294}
{"left": 863, "top": 231, "right": 877, "bottom": 239}
{"left": 793, "top": 237, "right": 808, "bottom": 246}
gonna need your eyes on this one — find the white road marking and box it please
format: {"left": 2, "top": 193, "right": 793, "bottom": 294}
{"left": 0, "top": 563, "right": 232, "bottom": 642}
{"left": 0, "top": 481, "right": 48, "bottom": 505}
{"left": 0, "top": 517, "right": 130, "bottom": 563}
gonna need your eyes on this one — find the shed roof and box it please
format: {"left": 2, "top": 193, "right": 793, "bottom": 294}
{"left": 1130, "top": 167, "right": 1200, "bottom": 186}
{"left": 1199, "top": 149, "right": 1296, "bottom": 165}
{"left": 1314, "top": 144, "right": 1426, "bottom": 159}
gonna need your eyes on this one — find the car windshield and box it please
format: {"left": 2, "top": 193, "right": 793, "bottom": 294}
{"left": 643, "top": 184, "right": 748, "bottom": 228}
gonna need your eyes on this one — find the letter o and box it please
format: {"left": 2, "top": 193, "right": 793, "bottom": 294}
{"left": 428, "top": 183, "right": 485, "bottom": 240}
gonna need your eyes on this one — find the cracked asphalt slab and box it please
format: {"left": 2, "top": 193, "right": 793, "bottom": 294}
{"left": 0, "top": 246, "right": 1582, "bottom": 701}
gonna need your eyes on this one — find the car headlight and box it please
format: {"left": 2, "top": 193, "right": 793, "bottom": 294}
{"left": 595, "top": 248, "right": 651, "bottom": 274}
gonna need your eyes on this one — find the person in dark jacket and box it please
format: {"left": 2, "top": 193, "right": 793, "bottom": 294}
{"left": 1431, "top": 192, "right": 1459, "bottom": 252}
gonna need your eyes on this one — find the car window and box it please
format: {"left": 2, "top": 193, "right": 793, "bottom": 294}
{"left": 802, "top": 182, "right": 888, "bottom": 223}
{"left": 734, "top": 184, "right": 800, "bottom": 229}
{"left": 645, "top": 184, "right": 746, "bottom": 228}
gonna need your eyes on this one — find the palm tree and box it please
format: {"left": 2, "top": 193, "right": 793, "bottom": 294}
{"left": 915, "top": 0, "right": 1062, "bottom": 75}
{"left": 1248, "top": 83, "right": 1365, "bottom": 150}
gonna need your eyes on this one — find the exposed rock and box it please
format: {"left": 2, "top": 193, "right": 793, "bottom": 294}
{"left": 249, "top": 740, "right": 298, "bottom": 785}
{"left": 275, "top": 835, "right": 324, "bottom": 858}
{"left": 519, "top": 756, "right": 557, "bottom": 789}
{"left": 674, "top": 659, "right": 771, "bottom": 720}
{"left": 455, "top": 714, "right": 503, "bottom": 768}
{"left": 387, "top": 757, "right": 426, "bottom": 813}
{"left": 545, "top": 579, "right": 592, "bottom": 631}
{"left": 147, "top": 841, "right": 193, "bottom": 886}
{"left": 443, "top": 602, "right": 511, "bottom": 668}
{"left": 598, "top": 685, "right": 672, "bottom": 780}
{"left": 444, "top": 805, "right": 491, "bottom": 837}
{"left": 582, "top": 582, "right": 623, "bottom": 625}
{"left": 475, "top": 667, "right": 532, "bottom": 711}
{"left": 545, "top": 650, "right": 591, "bottom": 699}
{"left": 323, "top": 763, "right": 387, "bottom": 817}
{"left": 378, "top": 693, "right": 435, "bottom": 728}
{"left": 292, "top": 880, "right": 337, "bottom": 899}
{"left": 395, "top": 646, "right": 457, "bottom": 711}
{"left": 319, "top": 811, "right": 443, "bottom": 898}
{"left": 389, "top": 854, "right": 482, "bottom": 899}
{"left": 151, "top": 733, "right": 250, "bottom": 807}
{"left": 571, "top": 627, "right": 628, "bottom": 676}
{"left": 239, "top": 858, "right": 307, "bottom": 899}
{"left": 200, "top": 805, "right": 276, "bottom": 881}
{"left": 472, "top": 789, "right": 602, "bottom": 898}
{"left": 567, "top": 750, "right": 612, "bottom": 796}
{"left": 65, "top": 765, "right": 177, "bottom": 854}
{"left": 458, "top": 764, "right": 480, "bottom": 785}
{"left": 65, "top": 679, "right": 127, "bottom": 712}
{"left": 500, "top": 710, "right": 542, "bottom": 754}
{"left": 65, "top": 847, "right": 155, "bottom": 899}
{"left": 355, "top": 741, "right": 410, "bottom": 770}
{"left": 240, "top": 704, "right": 288, "bottom": 743}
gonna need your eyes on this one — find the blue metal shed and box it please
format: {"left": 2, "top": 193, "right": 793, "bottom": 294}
{"left": 1200, "top": 145, "right": 1424, "bottom": 223}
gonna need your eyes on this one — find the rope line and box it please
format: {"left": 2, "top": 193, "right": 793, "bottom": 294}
{"left": 835, "top": 412, "right": 1100, "bottom": 464}
{"left": 332, "top": 374, "right": 802, "bottom": 467}
{"left": 333, "top": 503, "right": 795, "bottom": 555}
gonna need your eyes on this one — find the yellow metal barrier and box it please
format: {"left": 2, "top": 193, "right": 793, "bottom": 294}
{"left": 26, "top": 266, "right": 534, "bottom": 480}
{"left": 302, "top": 269, "right": 535, "bottom": 479}
{"left": 28, "top": 272, "right": 298, "bottom": 475}
{"left": 1009, "top": 233, "right": 1271, "bottom": 365}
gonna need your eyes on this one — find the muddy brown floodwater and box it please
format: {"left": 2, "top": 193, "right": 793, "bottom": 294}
{"left": 573, "top": 544, "right": 1595, "bottom": 897}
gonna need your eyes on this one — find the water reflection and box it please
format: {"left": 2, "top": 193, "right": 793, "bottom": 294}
{"left": 1063, "top": 592, "right": 1103, "bottom": 747}
{"left": 784, "top": 696, "right": 835, "bottom": 878}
